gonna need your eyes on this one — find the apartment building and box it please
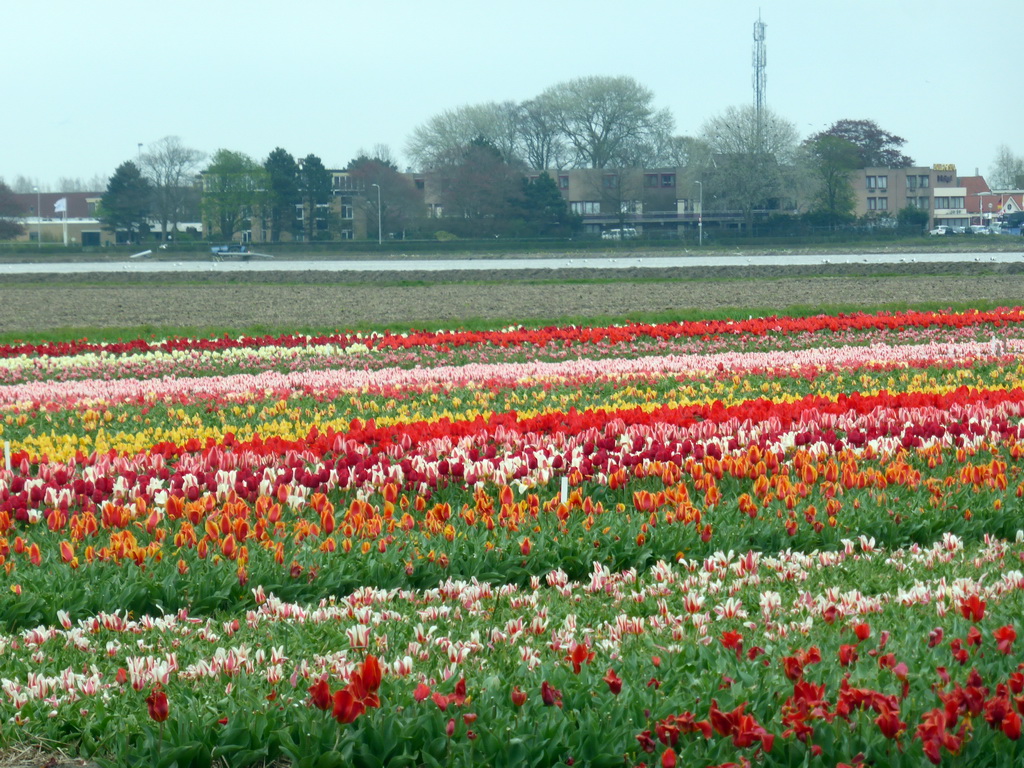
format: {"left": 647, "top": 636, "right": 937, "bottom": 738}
{"left": 851, "top": 165, "right": 963, "bottom": 229}
{"left": 532, "top": 166, "right": 697, "bottom": 236}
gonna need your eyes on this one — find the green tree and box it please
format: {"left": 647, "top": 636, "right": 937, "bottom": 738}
{"left": 202, "top": 150, "right": 266, "bottom": 241}
{"left": 98, "top": 161, "right": 152, "bottom": 243}
{"left": 263, "top": 148, "right": 299, "bottom": 242}
{"left": 803, "top": 135, "right": 858, "bottom": 229}
{"left": 297, "top": 154, "right": 332, "bottom": 241}
{"left": 0, "top": 181, "right": 25, "bottom": 240}
{"left": 897, "top": 205, "right": 929, "bottom": 230}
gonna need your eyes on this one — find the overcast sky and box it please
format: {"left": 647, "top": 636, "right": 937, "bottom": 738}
{"left": 5, "top": 0, "right": 1021, "bottom": 190}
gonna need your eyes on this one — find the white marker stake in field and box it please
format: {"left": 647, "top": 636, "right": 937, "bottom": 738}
{"left": 560, "top": 476, "right": 568, "bottom": 504}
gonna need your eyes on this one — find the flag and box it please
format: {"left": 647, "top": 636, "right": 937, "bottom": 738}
{"left": 54, "top": 198, "right": 67, "bottom": 214}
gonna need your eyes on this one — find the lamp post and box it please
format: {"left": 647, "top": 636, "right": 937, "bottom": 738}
{"left": 34, "top": 186, "right": 41, "bottom": 248}
{"left": 694, "top": 180, "right": 703, "bottom": 246}
{"left": 371, "top": 183, "right": 382, "bottom": 245}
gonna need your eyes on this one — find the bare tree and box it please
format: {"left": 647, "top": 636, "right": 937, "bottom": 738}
{"left": 406, "top": 102, "right": 524, "bottom": 170}
{"left": 517, "top": 95, "right": 569, "bottom": 170}
{"left": 11, "top": 176, "right": 41, "bottom": 194}
{"left": 140, "top": 136, "right": 206, "bottom": 240}
{"left": 700, "top": 105, "right": 799, "bottom": 232}
{"left": 54, "top": 175, "right": 109, "bottom": 193}
{"left": 370, "top": 144, "right": 399, "bottom": 170}
{"left": 990, "top": 145, "right": 1024, "bottom": 189}
{"left": 540, "top": 76, "right": 674, "bottom": 168}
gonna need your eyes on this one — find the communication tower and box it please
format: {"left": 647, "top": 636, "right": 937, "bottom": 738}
{"left": 752, "top": 12, "right": 766, "bottom": 149}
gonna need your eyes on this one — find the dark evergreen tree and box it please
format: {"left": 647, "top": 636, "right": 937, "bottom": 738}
{"left": 0, "top": 181, "right": 25, "bottom": 240}
{"left": 98, "top": 161, "right": 151, "bottom": 243}
{"left": 518, "top": 172, "right": 579, "bottom": 236}
{"left": 811, "top": 119, "right": 914, "bottom": 168}
{"left": 297, "top": 154, "right": 333, "bottom": 241}
{"left": 264, "top": 148, "right": 299, "bottom": 242}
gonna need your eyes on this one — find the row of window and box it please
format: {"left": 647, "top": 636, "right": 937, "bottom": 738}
{"left": 294, "top": 203, "right": 355, "bottom": 221}
{"left": 555, "top": 174, "right": 677, "bottom": 190}
{"left": 869, "top": 195, "right": 964, "bottom": 211}
{"left": 569, "top": 200, "right": 647, "bottom": 215}
{"left": 570, "top": 201, "right": 601, "bottom": 215}
{"left": 866, "top": 175, "right": 932, "bottom": 191}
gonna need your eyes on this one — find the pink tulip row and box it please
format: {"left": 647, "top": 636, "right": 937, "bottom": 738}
{"left": 0, "top": 338, "right": 1013, "bottom": 410}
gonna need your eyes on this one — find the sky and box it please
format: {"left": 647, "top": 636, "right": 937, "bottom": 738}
{"left": 5, "top": 0, "right": 1022, "bottom": 190}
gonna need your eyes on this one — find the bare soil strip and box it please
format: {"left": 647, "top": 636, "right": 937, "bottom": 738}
{"left": 2, "top": 261, "right": 1023, "bottom": 332}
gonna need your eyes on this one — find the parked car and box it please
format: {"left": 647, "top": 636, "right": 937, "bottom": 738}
{"left": 969, "top": 225, "right": 995, "bottom": 235}
{"left": 601, "top": 228, "right": 638, "bottom": 240}
{"left": 928, "top": 225, "right": 953, "bottom": 236}
{"left": 210, "top": 243, "right": 249, "bottom": 254}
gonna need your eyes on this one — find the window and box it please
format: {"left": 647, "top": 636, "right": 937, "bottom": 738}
{"left": 919, "top": 196, "right": 930, "bottom": 209}
{"left": 415, "top": 179, "right": 425, "bottom": 190}
{"left": 919, "top": 175, "right": 930, "bottom": 188}
{"left": 87, "top": 200, "right": 98, "bottom": 215}
{"left": 934, "top": 196, "right": 963, "bottom": 210}
{"left": 341, "top": 204, "right": 353, "bottom": 219}
{"left": 644, "top": 174, "right": 659, "bottom": 188}
{"left": 315, "top": 203, "right": 330, "bottom": 231}
{"left": 907, "top": 176, "right": 918, "bottom": 191}
{"left": 295, "top": 204, "right": 304, "bottom": 221}
{"left": 877, "top": 175, "right": 888, "bottom": 191}
{"left": 570, "top": 201, "right": 600, "bottom": 215}
{"left": 661, "top": 173, "right": 675, "bottom": 188}
{"left": 868, "top": 197, "right": 877, "bottom": 210}
{"left": 866, "top": 176, "right": 876, "bottom": 190}
{"left": 559, "top": 175, "right": 569, "bottom": 190}
{"left": 877, "top": 197, "right": 888, "bottom": 210}
{"left": 602, "top": 175, "right": 618, "bottom": 189}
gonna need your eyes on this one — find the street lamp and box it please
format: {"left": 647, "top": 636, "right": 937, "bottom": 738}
{"left": 371, "top": 183, "right": 382, "bottom": 245}
{"left": 34, "top": 187, "right": 41, "bottom": 248}
{"left": 694, "top": 181, "right": 703, "bottom": 246}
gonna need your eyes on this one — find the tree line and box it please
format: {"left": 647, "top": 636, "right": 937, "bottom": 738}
{"left": 4, "top": 74, "right": 1024, "bottom": 242}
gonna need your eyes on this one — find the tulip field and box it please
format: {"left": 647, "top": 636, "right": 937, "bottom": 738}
{"left": 5, "top": 306, "right": 1024, "bottom": 767}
